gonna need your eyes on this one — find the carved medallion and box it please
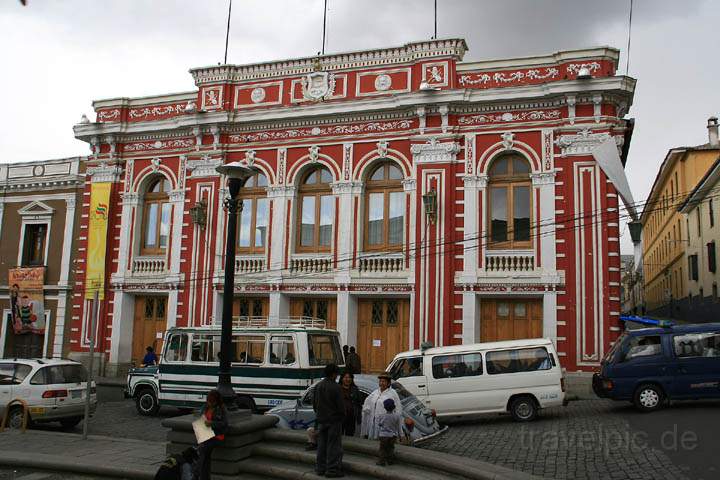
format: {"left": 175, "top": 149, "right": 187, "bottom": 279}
{"left": 374, "top": 74, "right": 392, "bottom": 91}
{"left": 250, "top": 87, "right": 266, "bottom": 104}
{"left": 302, "top": 71, "right": 336, "bottom": 101}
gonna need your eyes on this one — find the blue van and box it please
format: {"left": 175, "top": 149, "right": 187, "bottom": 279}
{"left": 592, "top": 323, "right": 720, "bottom": 411}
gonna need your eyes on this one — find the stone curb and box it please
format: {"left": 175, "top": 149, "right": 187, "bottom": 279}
{"left": 0, "top": 451, "right": 155, "bottom": 479}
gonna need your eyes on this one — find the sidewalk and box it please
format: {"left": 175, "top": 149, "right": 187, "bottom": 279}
{"left": 0, "top": 429, "right": 161, "bottom": 479}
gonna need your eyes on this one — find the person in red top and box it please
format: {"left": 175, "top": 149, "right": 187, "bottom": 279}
{"left": 197, "top": 390, "right": 229, "bottom": 480}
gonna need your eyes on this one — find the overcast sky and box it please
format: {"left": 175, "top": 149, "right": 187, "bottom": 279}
{"left": 1, "top": 0, "right": 718, "bottom": 253}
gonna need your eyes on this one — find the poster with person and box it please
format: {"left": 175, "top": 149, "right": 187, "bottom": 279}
{"left": 9, "top": 267, "right": 45, "bottom": 335}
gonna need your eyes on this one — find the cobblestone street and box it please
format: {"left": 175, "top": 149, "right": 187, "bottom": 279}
{"left": 422, "top": 398, "right": 720, "bottom": 480}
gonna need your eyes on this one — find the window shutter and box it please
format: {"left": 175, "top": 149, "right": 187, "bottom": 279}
{"left": 708, "top": 242, "right": 717, "bottom": 273}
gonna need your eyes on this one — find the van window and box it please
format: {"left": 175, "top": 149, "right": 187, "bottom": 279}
{"left": 623, "top": 336, "right": 662, "bottom": 361}
{"left": 269, "top": 336, "right": 296, "bottom": 365}
{"left": 0, "top": 364, "right": 16, "bottom": 385}
{"left": 391, "top": 357, "right": 424, "bottom": 379}
{"left": 432, "top": 353, "right": 483, "bottom": 379}
{"left": 308, "top": 334, "right": 343, "bottom": 366}
{"left": 165, "top": 334, "right": 189, "bottom": 362}
{"left": 233, "top": 335, "right": 266, "bottom": 364}
{"left": 673, "top": 332, "right": 720, "bottom": 358}
{"left": 486, "top": 347, "right": 552, "bottom": 375}
{"left": 191, "top": 334, "right": 219, "bottom": 363}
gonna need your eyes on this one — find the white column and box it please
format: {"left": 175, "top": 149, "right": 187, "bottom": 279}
{"left": 332, "top": 182, "right": 362, "bottom": 283}
{"left": 532, "top": 172, "right": 557, "bottom": 274}
{"left": 542, "top": 291, "right": 558, "bottom": 345}
{"left": 336, "top": 291, "right": 358, "bottom": 347}
{"left": 166, "top": 190, "right": 185, "bottom": 328}
{"left": 268, "top": 292, "right": 289, "bottom": 326}
{"left": 108, "top": 292, "right": 134, "bottom": 366}
{"left": 267, "top": 186, "right": 295, "bottom": 278}
{"left": 402, "top": 179, "right": 417, "bottom": 281}
{"left": 462, "top": 292, "right": 480, "bottom": 344}
{"left": 115, "top": 193, "right": 139, "bottom": 277}
{"left": 461, "top": 174, "right": 487, "bottom": 278}
{"left": 53, "top": 196, "right": 77, "bottom": 357}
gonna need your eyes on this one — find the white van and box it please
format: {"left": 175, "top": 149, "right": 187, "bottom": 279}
{"left": 386, "top": 338, "right": 566, "bottom": 421}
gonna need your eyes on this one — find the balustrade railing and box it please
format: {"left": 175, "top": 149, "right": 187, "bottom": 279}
{"left": 235, "top": 256, "right": 265, "bottom": 274}
{"left": 131, "top": 256, "right": 166, "bottom": 275}
{"left": 289, "top": 256, "right": 333, "bottom": 273}
{"left": 358, "top": 254, "right": 405, "bottom": 273}
{"left": 484, "top": 251, "right": 535, "bottom": 272}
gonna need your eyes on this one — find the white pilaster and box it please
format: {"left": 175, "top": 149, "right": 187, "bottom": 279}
{"left": 267, "top": 186, "right": 295, "bottom": 277}
{"left": 268, "top": 292, "right": 289, "bottom": 326}
{"left": 462, "top": 291, "right": 480, "bottom": 344}
{"left": 115, "top": 193, "right": 140, "bottom": 278}
{"left": 109, "top": 292, "right": 134, "bottom": 365}
{"left": 336, "top": 291, "right": 358, "bottom": 347}
{"left": 53, "top": 196, "right": 77, "bottom": 358}
{"left": 461, "top": 175, "right": 487, "bottom": 279}
{"left": 532, "top": 172, "right": 557, "bottom": 273}
{"left": 542, "top": 291, "right": 558, "bottom": 345}
{"left": 165, "top": 190, "right": 185, "bottom": 328}
{"left": 332, "top": 181, "right": 363, "bottom": 283}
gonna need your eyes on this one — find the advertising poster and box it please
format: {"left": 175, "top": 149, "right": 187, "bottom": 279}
{"left": 9, "top": 267, "right": 45, "bottom": 335}
{"left": 85, "top": 182, "right": 111, "bottom": 300}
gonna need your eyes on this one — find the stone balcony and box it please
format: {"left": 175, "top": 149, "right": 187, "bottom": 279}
{"left": 483, "top": 250, "right": 535, "bottom": 273}
{"left": 235, "top": 255, "right": 266, "bottom": 274}
{"left": 289, "top": 255, "right": 333, "bottom": 273}
{"left": 131, "top": 256, "right": 167, "bottom": 276}
{"left": 358, "top": 253, "right": 405, "bottom": 274}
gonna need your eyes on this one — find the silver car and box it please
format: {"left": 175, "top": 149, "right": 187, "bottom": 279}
{"left": 266, "top": 374, "right": 447, "bottom": 444}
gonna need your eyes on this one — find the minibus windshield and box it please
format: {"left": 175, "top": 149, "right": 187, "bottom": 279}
{"left": 308, "top": 334, "right": 343, "bottom": 366}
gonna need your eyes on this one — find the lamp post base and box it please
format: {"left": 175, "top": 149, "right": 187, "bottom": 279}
{"left": 217, "top": 372, "right": 237, "bottom": 411}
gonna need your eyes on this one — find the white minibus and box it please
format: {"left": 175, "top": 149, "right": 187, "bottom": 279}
{"left": 387, "top": 338, "right": 566, "bottom": 421}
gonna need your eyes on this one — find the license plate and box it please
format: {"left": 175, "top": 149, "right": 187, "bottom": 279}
{"left": 267, "top": 399, "right": 282, "bottom": 406}
{"left": 71, "top": 390, "right": 83, "bottom": 399}
{"left": 29, "top": 406, "right": 45, "bottom": 415}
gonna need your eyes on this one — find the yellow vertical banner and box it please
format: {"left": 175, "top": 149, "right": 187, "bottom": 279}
{"left": 85, "top": 182, "right": 112, "bottom": 300}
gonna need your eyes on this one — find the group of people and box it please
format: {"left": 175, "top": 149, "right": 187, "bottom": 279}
{"left": 311, "top": 363, "right": 404, "bottom": 477}
{"left": 341, "top": 345, "right": 361, "bottom": 374}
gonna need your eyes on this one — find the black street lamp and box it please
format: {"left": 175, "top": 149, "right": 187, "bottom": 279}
{"left": 215, "top": 161, "right": 258, "bottom": 409}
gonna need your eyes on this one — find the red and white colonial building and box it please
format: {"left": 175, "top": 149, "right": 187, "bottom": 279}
{"left": 70, "top": 39, "right": 635, "bottom": 375}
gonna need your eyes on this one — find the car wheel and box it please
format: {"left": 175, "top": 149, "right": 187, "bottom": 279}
{"left": 59, "top": 417, "right": 82, "bottom": 430}
{"left": 135, "top": 389, "right": 160, "bottom": 416}
{"left": 6, "top": 407, "right": 29, "bottom": 429}
{"left": 510, "top": 396, "right": 538, "bottom": 422}
{"left": 634, "top": 384, "right": 664, "bottom": 412}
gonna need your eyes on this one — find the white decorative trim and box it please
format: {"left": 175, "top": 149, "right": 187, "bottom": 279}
{"left": 401, "top": 178, "right": 416, "bottom": 192}
{"left": 356, "top": 68, "right": 411, "bottom": 97}
{"left": 411, "top": 138, "right": 460, "bottom": 164}
{"left": 87, "top": 162, "right": 123, "bottom": 183}
{"left": 555, "top": 128, "right": 620, "bottom": 157}
{"left": 422, "top": 61, "right": 450, "bottom": 87}
{"left": 458, "top": 110, "right": 562, "bottom": 125}
{"left": 187, "top": 156, "right": 223, "bottom": 177}
{"left": 530, "top": 171, "right": 556, "bottom": 186}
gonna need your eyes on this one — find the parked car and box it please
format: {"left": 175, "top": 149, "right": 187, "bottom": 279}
{"left": 386, "top": 338, "right": 566, "bottom": 422}
{"left": 0, "top": 359, "right": 97, "bottom": 429}
{"left": 266, "top": 374, "right": 447, "bottom": 444}
{"left": 126, "top": 318, "right": 344, "bottom": 415}
{"left": 593, "top": 323, "right": 720, "bottom": 411}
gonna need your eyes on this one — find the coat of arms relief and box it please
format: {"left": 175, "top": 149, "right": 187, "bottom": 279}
{"left": 301, "top": 60, "right": 336, "bottom": 101}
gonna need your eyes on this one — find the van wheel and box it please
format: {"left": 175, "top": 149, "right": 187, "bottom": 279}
{"left": 135, "top": 389, "right": 160, "bottom": 416}
{"left": 6, "top": 407, "right": 29, "bottom": 429}
{"left": 510, "top": 396, "right": 538, "bottom": 422}
{"left": 633, "top": 384, "right": 664, "bottom": 412}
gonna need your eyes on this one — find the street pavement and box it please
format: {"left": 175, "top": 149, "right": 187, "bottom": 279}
{"left": 2, "top": 395, "right": 718, "bottom": 479}
{"left": 0, "top": 468, "right": 109, "bottom": 479}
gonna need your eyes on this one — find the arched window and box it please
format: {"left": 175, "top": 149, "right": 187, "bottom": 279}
{"left": 237, "top": 172, "right": 269, "bottom": 253}
{"left": 488, "top": 154, "right": 531, "bottom": 249}
{"left": 365, "top": 162, "right": 404, "bottom": 251}
{"left": 142, "top": 177, "right": 172, "bottom": 255}
{"left": 297, "top": 166, "right": 334, "bottom": 253}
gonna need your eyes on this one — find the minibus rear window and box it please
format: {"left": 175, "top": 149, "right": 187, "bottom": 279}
{"left": 486, "top": 347, "right": 552, "bottom": 375}
{"left": 308, "top": 334, "right": 343, "bottom": 366}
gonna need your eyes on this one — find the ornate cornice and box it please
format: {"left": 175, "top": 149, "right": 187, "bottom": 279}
{"left": 87, "top": 162, "right": 123, "bottom": 183}
{"left": 411, "top": 138, "right": 460, "bottom": 163}
{"left": 463, "top": 174, "right": 488, "bottom": 189}
{"left": 555, "top": 128, "right": 622, "bottom": 157}
{"left": 266, "top": 185, "right": 296, "bottom": 198}
{"left": 187, "top": 156, "right": 223, "bottom": 177}
{"left": 530, "top": 171, "right": 556, "bottom": 186}
{"left": 331, "top": 181, "right": 363, "bottom": 195}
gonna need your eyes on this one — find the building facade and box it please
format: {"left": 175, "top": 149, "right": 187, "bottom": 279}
{"left": 70, "top": 39, "right": 635, "bottom": 375}
{"left": 0, "top": 157, "right": 85, "bottom": 359}
{"left": 641, "top": 118, "right": 720, "bottom": 318}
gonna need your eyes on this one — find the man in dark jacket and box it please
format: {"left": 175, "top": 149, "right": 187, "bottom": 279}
{"left": 345, "top": 347, "right": 361, "bottom": 374}
{"left": 313, "top": 363, "right": 345, "bottom": 477}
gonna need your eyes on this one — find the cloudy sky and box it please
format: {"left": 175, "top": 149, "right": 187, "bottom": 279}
{"left": 1, "top": 0, "right": 718, "bottom": 253}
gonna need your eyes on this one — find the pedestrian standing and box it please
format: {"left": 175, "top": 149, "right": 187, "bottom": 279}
{"left": 197, "top": 390, "right": 228, "bottom": 480}
{"left": 342, "top": 344, "right": 349, "bottom": 364}
{"left": 361, "top": 373, "right": 402, "bottom": 440}
{"left": 376, "top": 398, "right": 402, "bottom": 466}
{"left": 312, "top": 364, "right": 345, "bottom": 478}
{"left": 338, "top": 371, "right": 362, "bottom": 436}
{"left": 142, "top": 346, "right": 158, "bottom": 366}
{"left": 345, "top": 347, "right": 361, "bottom": 374}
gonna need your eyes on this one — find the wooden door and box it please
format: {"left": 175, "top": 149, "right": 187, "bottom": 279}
{"left": 290, "top": 298, "right": 337, "bottom": 330}
{"left": 480, "top": 299, "right": 542, "bottom": 342}
{"left": 357, "top": 299, "right": 409, "bottom": 373}
{"left": 233, "top": 296, "right": 269, "bottom": 319}
{"left": 132, "top": 296, "right": 168, "bottom": 364}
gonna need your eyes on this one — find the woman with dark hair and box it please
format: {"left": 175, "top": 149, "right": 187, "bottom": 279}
{"left": 197, "top": 389, "right": 228, "bottom": 480}
{"left": 339, "top": 371, "right": 362, "bottom": 436}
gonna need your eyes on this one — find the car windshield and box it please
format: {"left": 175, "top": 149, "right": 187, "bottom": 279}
{"left": 603, "top": 333, "right": 626, "bottom": 363}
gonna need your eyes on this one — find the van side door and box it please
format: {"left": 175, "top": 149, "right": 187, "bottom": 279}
{"left": 670, "top": 331, "right": 720, "bottom": 399}
{"left": 389, "top": 357, "right": 428, "bottom": 404}
{"left": 426, "top": 352, "right": 484, "bottom": 415}
{"left": 611, "top": 334, "right": 670, "bottom": 399}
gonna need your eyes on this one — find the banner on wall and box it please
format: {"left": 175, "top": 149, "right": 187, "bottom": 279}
{"left": 9, "top": 267, "right": 46, "bottom": 335}
{"left": 85, "top": 182, "right": 112, "bottom": 300}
